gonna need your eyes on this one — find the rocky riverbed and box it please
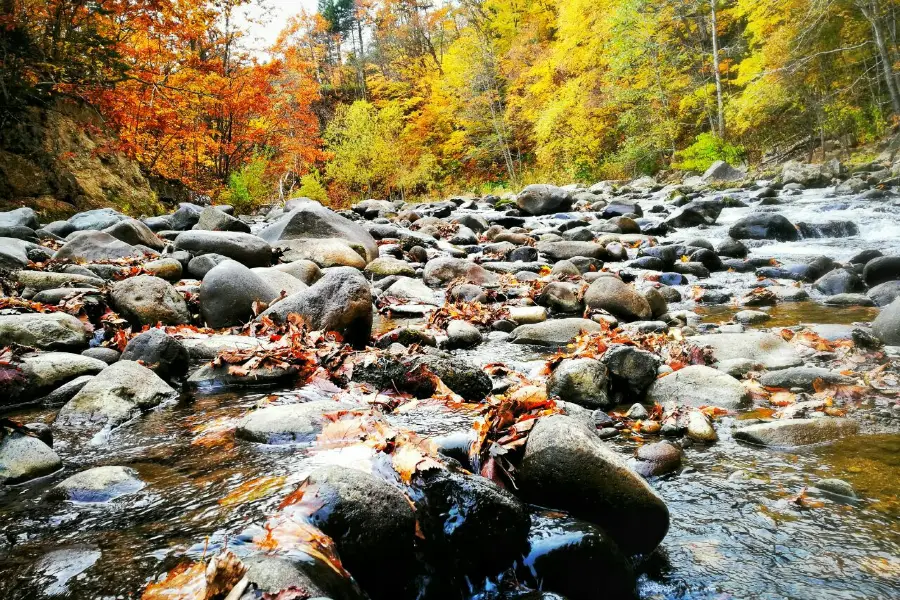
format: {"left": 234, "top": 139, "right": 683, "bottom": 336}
{"left": 0, "top": 160, "right": 899, "bottom": 599}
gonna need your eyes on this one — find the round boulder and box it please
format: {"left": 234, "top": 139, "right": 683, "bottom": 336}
{"left": 110, "top": 275, "right": 191, "bottom": 327}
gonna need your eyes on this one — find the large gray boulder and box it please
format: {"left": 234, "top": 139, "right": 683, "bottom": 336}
{"left": 584, "top": 277, "right": 652, "bottom": 322}
{"left": 121, "top": 329, "right": 189, "bottom": 381}
{"left": 646, "top": 365, "right": 749, "bottom": 409}
{"left": 508, "top": 318, "right": 604, "bottom": 346}
{"left": 275, "top": 238, "right": 367, "bottom": 268}
{"left": 536, "top": 241, "right": 607, "bottom": 261}
{"left": 702, "top": 160, "right": 744, "bottom": 182}
{"left": 728, "top": 214, "right": 799, "bottom": 241}
{"left": 687, "top": 331, "right": 803, "bottom": 370}
{"left": 55, "top": 360, "right": 177, "bottom": 431}
{"left": 0, "top": 431, "right": 62, "bottom": 484}
{"left": 516, "top": 184, "right": 572, "bottom": 215}
{"left": 200, "top": 260, "right": 278, "bottom": 328}
{"left": 547, "top": 358, "right": 610, "bottom": 409}
{"left": 194, "top": 206, "right": 250, "bottom": 233}
{"left": 236, "top": 400, "right": 360, "bottom": 444}
{"left": 103, "top": 218, "right": 165, "bottom": 251}
{"left": 733, "top": 418, "right": 859, "bottom": 447}
{"left": 0, "top": 237, "right": 33, "bottom": 270}
{"left": 862, "top": 256, "right": 900, "bottom": 287}
{"left": 174, "top": 230, "right": 272, "bottom": 267}
{"left": 867, "top": 280, "right": 900, "bottom": 307}
{"left": 67, "top": 208, "right": 127, "bottom": 232}
{"left": 110, "top": 275, "right": 191, "bottom": 327}
{"left": 423, "top": 257, "right": 500, "bottom": 287}
{"left": 872, "top": 297, "right": 900, "bottom": 345}
{"left": 257, "top": 267, "right": 372, "bottom": 347}
{"left": 0, "top": 313, "right": 91, "bottom": 351}
{"left": 54, "top": 231, "right": 145, "bottom": 262}
{"left": 518, "top": 415, "right": 669, "bottom": 556}
{"left": 14, "top": 270, "right": 104, "bottom": 292}
{"left": 0, "top": 207, "right": 39, "bottom": 229}
{"left": 21, "top": 352, "right": 107, "bottom": 398}
{"left": 258, "top": 204, "right": 378, "bottom": 263}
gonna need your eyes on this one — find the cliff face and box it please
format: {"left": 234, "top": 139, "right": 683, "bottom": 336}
{"left": 0, "top": 99, "right": 160, "bottom": 220}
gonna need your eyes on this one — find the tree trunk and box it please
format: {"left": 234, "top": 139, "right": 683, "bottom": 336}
{"left": 861, "top": 0, "right": 900, "bottom": 114}
{"left": 710, "top": 0, "right": 725, "bottom": 138}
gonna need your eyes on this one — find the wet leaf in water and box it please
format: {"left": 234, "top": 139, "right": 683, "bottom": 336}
{"left": 392, "top": 444, "right": 443, "bottom": 483}
{"left": 219, "top": 476, "right": 287, "bottom": 507}
{"left": 142, "top": 550, "right": 246, "bottom": 600}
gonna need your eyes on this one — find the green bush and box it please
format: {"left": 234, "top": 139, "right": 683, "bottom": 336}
{"left": 221, "top": 154, "right": 269, "bottom": 214}
{"left": 673, "top": 133, "right": 745, "bottom": 172}
{"left": 291, "top": 171, "right": 329, "bottom": 204}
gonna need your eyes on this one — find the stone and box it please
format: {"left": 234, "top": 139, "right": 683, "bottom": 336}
{"left": 187, "top": 253, "right": 230, "bottom": 279}
{"left": 814, "top": 269, "right": 864, "bottom": 296}
{"left": 168, "top": 203, "right": 203, "bottom": 230}
{"left": 759, "top": 366, "right": 853, "bottom": 392}
{"left": 816, "top": 478, "right": 856, "bottom": 499}
{"left": 871, "top": 297, "right": 900, "bottom": 345}
{"left": 273, "top": 259, "right": 322, "bottom": 285}
{"left": 445, "top": 320, "right": 483, "bottom": 349}
{"left": 54, "top": 231, "right": 145, "bottom": 262}
{"left": 14, "top": 270, "right": 104, "bottom": 291}
{"left": 703, "top": 160, "right": 744, "bottom": 182}
{"left": 584, "top": 277, "right": 652, "bottom": 322}
{"left": 37, "top": 375, "right": 94, "bottom": 406}
{"left": 276, "top": 238, "right": 367, "bottom": 268}
{"left": 187, "top": 361, "right": 299, "bottom": 390}
{"left": 251, "top": 267, "right": 308, "bottom": 297}
{"left": 257, "top": 267, "right": 372, "bottom": 348}
{"left": 734, "top": 310, "right": 770, "bottom": 325}
{"left": 537, "top": 241, "right": 607, "bottom": 261}
{"left": 518, "top": 415, "right": 669, "bottom": 556}
{"left": 381, "top": 276, "right": 438, "bottom": 306}
{"left": 200, "top": 260, "right": 278, "bottom": 328}
{"left": 174, "top": 230, "right": 272, "bottom": 267}
{"left": 55, "top": 361, "right": 177, "bottom": 431}
{"left": 516, "top": 184, "right": 572, "bottom": 215}
{"left": 364, "top": 256, "right": 415, "bottom": 280}
{"left": 121, "top": 329, "right": 189, "bottom": 381}
{"left": 547, "top": 358, "right": 610, "bottom": 409}
{"left": 423, "top": 257, "right": 499, "bottom": 287}
{"left": 508, "top": 305, "right": 547, "bottom": 324}
{"left": 0, "top": 313, "right": 90, "bottom": 351}
{"left": 537, "top": 281, "right": 583, "bottom": 314}
{"left": 508, "top": 318, "right": 604, "bottom": 346}
{"left": 862, "top": 256, "right": 900, "bottom": 287}
{"left": 81, "top": 347, "right": 120, "bottom": 364}
{"left": 0, "top": 207, "right": 39, "bottom": 229}
{"left": 687, "top": 332, "right": 803, "bottom": 370}
{"left": 601, "top": 345, "right": 663, "bottom": 400}
{"left": 110, "top": 275, "right": 191, "bottom": 326}
{"left": 194, "top": 206, "right": 250, "bottom": 232}
{"left": 236, "top": 400, "right": 360, "bottom": 444}
{"left": 67, "top": 208, "right": 127, "bottom": 232}
{"left": 103, "top": 218, "right": 165, "bottom": 251}
{"left": 646, "top": 365, "right": 749, "bottom": 409}
{"left": 51, "top": 466, "right": 144, "bottom": 502}
{"left": 685, "top": 410, "right": 718, "bottom": 442}
{"left": 728, "top": 213, "right": 799, "bottom": 241}
{"left": 0, "top": 237, "right": 34, "bottom": 269}
{"left": 733, "top": 418, "right": 859, "bottom": 447}
{"left": 631, "top": 441, "right": 683, "bottom": 478}
{"left": 143, "top": 258, "right": 182, "bottom": 281}
{"left": 240, "top": 556, "right": 365, "bottom": 600}
{"left": 258, "top": 204, "right": 378, "bottom": 263}
{"left": 0, "top": 432, "right": 62, "bottom": 484}
{"left": 21, "top": 352, "right": 107, "bottom": 397}
{"left": 867, "top": 280, "right": 900, "bottom": 307}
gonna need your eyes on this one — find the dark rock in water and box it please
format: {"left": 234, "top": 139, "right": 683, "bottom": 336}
{"left": 697, "top": 289, "right": 731, "bottom": 304}
{"left": 0, "top": 431, "right": 62, "bottom": 485}
{"left": 174, "top": 230, "right": 272, "bottom": 268}
{"left": 733, "top": 418, "right": 859, "bottom": 448}
{"left": 517, "top": 511, "right": 636, "bottom": 600}
{"left": 516, "top": 185, "right": 573, "bottom": 216}
{"left": 301, "top": 466, "right": 416, "bottom": 598}
{"left": 863, "top": 255, "right": 900, "bottom": 287}
{"left": 508, "top": 318, "right": 604, "bottom": 346}
{"left": 631, "top": 441, "right": 683, "bottom": 478}
{"left": 824, "top": 293, "right": 873, "bottom": 306}
{"left": 121, "top": 329, "right": 189, "bottom": 381}
{"left": 872, "top": 297, "right": 900, "bottom": 345}
{"left": 758, "top": 366, "right": 853, "bottom": 391}
{"left": 200, "top": 260, "right": 278, "bottom": 328}
{"left": 508, "top": 246, "right": 538, "bottom": 262}
{"left": 257, "top": 267, "right": 372, "bottom": 348}
{"left": 601, "top": 345, "right": 662, "bottom": 403}
{"left": 50, "top": 466, "right": 144, "bottom": 502}
{"left": 814, "top": 269, "right": 864, "bottom": 295}
{"left": 241, "top": 555, "right": 367, "bottom": 600}
{"left": 796, "top": 221, "right": 859, "bottom": 238}
{"left": 716, "top": 237, "right": 748, "bottom": 258}
{"left": 689, "top": 248, "right": 723, "bottom": 271}
{"left": 353, "top": 350, "right": 492, "bottom": 401}
{"left": 547, "top": 358, "right": 610, "bottom": 409}
{"left": 728, "top": 213, "right": 799, "bottom": 241}
{"left": 848, "top": 249, "right": 882, "bottom": 266}
{"left": 169, "top": 203, "right": 204, "bottom": 231}
{"left": 867, "top": 280, "right": 900, "bottom": 307}
{"left": 445, "top": 320, "right": 483, "bottom": 349}
{"left": 67, "top": 208, "right": 127, "bottom": 232}
{"left": 672, "top": 261, "right": 710, "bottom": 278}
{"left": 666, "top": 199, "right": 722, "bottom": 227}
{"left": 630, "top": 256, "right": 665, "bottom": 271}
{"left": 518, "top": 415, "right": 669, "bottom": 556}
{"left": 584, "top": 277, "right": 651, "bottom": 322}
{"left": 411, "top": 468, "right": 530, "bottom": 575}
{"left": 110, "top": 275, "right": 191, "bottom": 327}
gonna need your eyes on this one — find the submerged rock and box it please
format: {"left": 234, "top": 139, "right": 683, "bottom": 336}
{"left": 50, "top": 466, "right": 144, "bottom": 502}
{"left": 733, "top": 418, "right": 859, "bottom": 447}
{"left": 235, "top": 401, "right": 360, "bottom": 444}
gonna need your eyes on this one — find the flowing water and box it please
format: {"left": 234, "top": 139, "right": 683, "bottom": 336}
{"left": 1, "top": 185, "right": 900, "bottom": 599}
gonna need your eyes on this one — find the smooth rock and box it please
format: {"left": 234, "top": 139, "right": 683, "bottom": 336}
{"left": 51, "top": 466, "right": 144, "bottom": 502}
{"left": 733, "top": 418, "right": 859, "bottom": 447}
{"left": 110, "top": 275, "right": 191, "bottom": 327}
{"left": 508, "top": 318, "right": 604, "bottom": 346}
{"left": 646, "top": 365, "right": 749, "bottom": 409}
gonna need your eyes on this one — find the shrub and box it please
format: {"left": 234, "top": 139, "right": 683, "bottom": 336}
{"left": 673, "top": 133, "right": 745, "bottom": 172}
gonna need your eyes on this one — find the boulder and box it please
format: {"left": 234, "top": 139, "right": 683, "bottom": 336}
{"left": 364, "top": 256, "right": 416, "bottom": 280}
{"left": 601, "top": 345, "right": 662, "bottom": 400}
{"left": 110, "top": 275, "right": 191, "bottom": 326}
{"left": 518, "top": 415, "right": 669, "bottom": 556}
{"left": 55, "top": 360, "right": 177, "bottom": 431}
{"left": 251, "top": 267, "right": 308, "bottom": 297}
{"left": 867, "top": 280, "right": 900, "bottom": 307}
{"left": 508, "top": 318, "right": 604, "bottom": 346}
{"left": 862, "top": 256, "right": 900, "bottom": 287}
{"left": 168, "top": 203, "right": 204, "bottom": 230}
{"left": 423, "top": 257, "right": 499, "bottom": 287}
{"left": 687, "top": 331, "right": 803, "bottom": 370}
{"left": 516, "top": 184, "right": 572, "bottom": 215}
{"left": 537, "top": 281, "right": 583, "bottom": 314}
{"left": 0, "top": 237, "right": 33, "bottom": 269}
{"left": 194, "top": 206, "right": 250, "bottom": 233}
{"left": 0, "top": 431, "right": 62, "bottom": 484}
{"left": 240, "top": 556, "right": 365, "bottom": 600}
{"left": 0, "top": 313, "right": 90, "bottom": 351}
{"left": 646, "top": 365, "right": 749, "bottom": 409}
{"left": 174, "top": 230, "right": 272, "bottom": 267}
{"left": 54, "top": 231, "right": 145, "bottom": 262}
{"left": 258, "top": 204, "right": 378, "bottom": 263}
{"left": 547, "top": 358, "right": 610, "bottom": 409}
{"left": 50, "top": 466, "right": 144, "bottom": 502}
{"left": 21, "top": 352, "right": 107, "bottom": 397}
{"left": 121, "top": 329, "right": 189, "bottom": 381}
{"left": 536, "top": 241, "right": 607, "bottom": 261}
{"left": 872, "top": 297, "right": 900, "bottom": 345}
{"left": 584, "top": 277, "right": 652, "bottom": 322}
{"left": 702, "top": 160, "right": 744, "bottom": 182}
{"left": 256, "top": 267, "right": 372, "bottom": 347}
{"left": 631, "top": 441, "right": 683, "bottom": 478}
{"left": 187, "top": 253, "right": 230, "bottom": 279}
{"left": 781, "top": 161, "right": 826, "bottom": 187}
{"left": 14, "top": 270, "right": 104, "bottom": 291}
{"left": 382, "top": 276, "right": 438, "bottom": 306}
{"left": 276, "top": 238, "right": 367, "bottom": 268}
{"left": 273, "top": 259, "right": 322, "bottom": 285}
{"left": 200, "top": 260, "right": 278, "bottom": 328}
{"left": 733, "top": 418, "right": 859, "bottom": 447}
{"left": 728, "top": 214, "right": 799, "bottom": 241}
{"left": 143, "top": 258, "right": 182, "bottom": 281}
{"left": 0, "top": 207, "right": 39, "bottom": 229}
{"left": 236, "top": 400, "right": 360, "bottom": 444}
{"left": 445, "top": 320, "right": 483, "bottom": 349}
{"left": 814, "top": 269, "right": 864, "bottom": 296}
{"left": 758, "top": 366, "right": 854, "bottom": 391}
{"left": 67, "top": 208, "right": 127, "bottom": 232}
{"left": 103, "top": 218, "right": 165, "bottom": 251}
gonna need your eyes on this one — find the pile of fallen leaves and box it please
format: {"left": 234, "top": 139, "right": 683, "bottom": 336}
{"left": 428, "top": 300, "right": 509, "bottom": 330}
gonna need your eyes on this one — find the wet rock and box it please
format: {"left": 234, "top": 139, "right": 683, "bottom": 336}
{"left": 703, "top": 160, "right": 744, "bottom": 182}
{"left": 646, "top": 365, "right": 749, "bottom": 409}
{"left": 423, "top": 257, "right": 499, "bottom": 287}
{"left": 174, "top": 230, "right": 272, "bottom": 267}
{"left": 412, "top": 468, "right": 530, "bottom": 575}
{"left": 445, "top": 320, "right": 482, "bottom": 349}
{"left": 625, "top": 403, "right": 649, "bottom": 419}
{"left": 179, "top": 336, "right": 266, "bottom": 360}
{"left": 236, "top": 401, "right": 360, "bottom": 444}
{"left": 55, "top": 361, "right": 177, "bottom": 431}
{"left": 508, "top": 318, "right": 604, "bottom": 346}
{"left": 22, "top": 352, "right": 107, "bottom": 398}
{"left": 516, "top": 184, "right": 572, "bottom": 215}
{"left": 815, "top": 478, "right": 856, "bottom": 499}
{"left": 734, "top": 310, "right": 770, "bottom": 325}
{"left": 241, "top": 555, "right": 365, "bottom": 600}
{"left": 584, "top": 277, "right": 651, "bottom": 322}
{"left": 374, "top": 327, "right": 437, "bottom": 348}
{"left": 547, "top": 358, "right": 610, "bottom": 409}
{"left": 143, "top": 258, "right": 182, "bottom": 281}
{"left": 54, "top": 231, "right": 145, "bottom": 262}
{"left": 537, "top": 241, "right": 607, "bottom": 261}
{"left": 200, "top": 260, "right": 278, "bottom": 328}
{"left": 862, "top": 255, "right": 900, "bottom": 287}
{"left": 364, "top": 256, "right": 415, "bottom": 280}
{"left": 447, "top": 283, "right": 484, "bottom": 302}
{"left": 517, "top": 512, "right": 635, "bottom": 600}
{"left": 0, "top": 431, "right": 62, "bottom": 484}
{"left": 0, "top": 237, "right": 32, "bottom": 269}
{"left": 110, "top": 275, "right": 191, "bottom": 327}
{"left": 871, "top": 297, "right": 900, "bottom": 345}
{"left": 867, "top": 280, "right": 900, "bottom": 307}
{"left": 716, "top": 237, "right": 748, "bottom": 258}
{"left": 759, "top": 367, "right": 852, "bottom": 392}
{"left": 188, "top": 361, "right": 298, "bottom": 390}
{"left": 601, "top": 345, "right": 662, "bottom": 400}
{"left": 685, "top": 410, "right": 718, "bottom": 443}
{"left": 121, "top": 329, "right": 189, "bottom": 381}
{"left": 194, "top": 206, "right": 250, "bottom": 233}
{"left": 728, "top": 214, "right": 799, "bottom": 241}
{"left": 687, "top": 331, "right": 803, "bottom": 370}
{"left": 518, "top": 415, "right": 669, "bottom": 556}
{"left": 537, "top": 281, "right": 583, "bottom": 314}
{"left": 353, "top": 351, "right": 491, "bottom": 401}
{"left": 631, "top": 441, "right": 683, "bottom": 477}
{"left": 50, "top": 466, "right": 144, "bottom": 502}
{"left": 0, "top": 313, "right": 91, "bottom": 351}
{"left": 103, "top": 218, "right": 165, "bottom": 251}
{"left": 38, "top": 375, "right": 94, "bottom": 406}
{"left": 257, "top": 267, "right": 372, "bottom": 348}
{"left": 733, "top": 418, "right": 859, "bottom": 447}
{"left": 258, "top": 203, "right": 378, "bottom": 263}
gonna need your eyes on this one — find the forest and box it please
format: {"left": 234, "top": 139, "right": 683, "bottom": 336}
{"left": 3, "top": 0, "right": 900, "bottom": 208}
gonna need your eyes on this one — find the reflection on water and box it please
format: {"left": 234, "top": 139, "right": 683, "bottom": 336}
{"left": 696, "top": 300, "right": 880, "bottom": 328}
